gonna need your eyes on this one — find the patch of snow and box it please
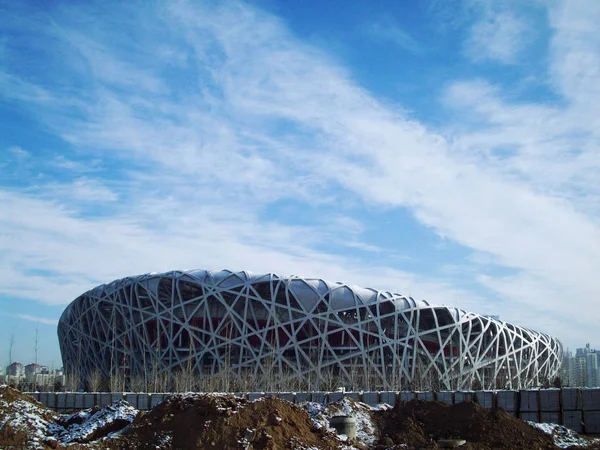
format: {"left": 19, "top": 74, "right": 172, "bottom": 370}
{"left": 0, "top": 399, "right": 57, "bottom": 450}
{"left": 528, "top": 421, "right": 600, "bottom": 448}
{"left": 372, "top": 403, "right": 393, "bottom": 411}
{"left": 53, "top": 400, "right": 138, "bottom": 444}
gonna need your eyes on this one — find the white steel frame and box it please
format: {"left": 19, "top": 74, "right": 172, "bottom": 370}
{"left": 58, "top": 269, "right": 562, "bottom": 390}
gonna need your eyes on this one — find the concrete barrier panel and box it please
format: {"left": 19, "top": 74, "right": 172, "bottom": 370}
{"left": 520, "top": 411, "right": 540, "bottom": 422}
{"left": 582, "top": 388, "right": 600, "bottom": 411}
{"left": 561, "top": 388, "right": 582, "bottom": 411}
{"left": 56, "top": 393, "right": 67, "bottom": 410}
{"left": 362, "top": 392, "right": 379, "bottom": 406}
{"left": 294, "top": 392, "right": 309, "bottom": 403}
{"left": 83, "top": 393, "right": 96, "bottom": 408}
{"left": 584, "top": 410, "right": 600, "bottom": 433}
{"left": 417, "top": 391, "right": 434, "bottom": 401}
{"left": 475, "top": 391, "right": 495, "bottom": 409}
{"left": 345, "top": 391, "right": 360, "bottom": 401}
{"left": 380, "top": 392, "right": 396, "bottom": 406}
{"left": 454, "top": 391, "right": 475, "bottom": 404}
{"left": 99, "top": 393, "right": 112, "bottom": 406}
{"left": 248, "top": 392, "right": 265, "bottom": 401}
{"left": 540, "top": 412, "right": 560, "bottom": 424}
{"left": 137, "top": 394, "right": 150, "bottom": 410}
{"left": 400, "top": 392, "right": 415, "bottom": 402}
{"left": 73, "top": 393, "right": 84, "bottom": 409}
{"left": 563, "top": 410, "right": 583, "bottom": 433}
{"left": 278, "top": 392, "right": 294, "bottom": 402}
{"left": 124, "top": 393, "right": 138, "bottom": 409}
{"left": 328, "top": 392, "right": 343, "bottom": 403}
{"left": 539, "top": 390, "right": 560, "bottom": 412}
{"left": 311, "top": 392, "right": 326, "bottom": 404}
{"left": 70, "top": 393, "right": 80, "bottom": 410}
{"left": 520, "top": 390, "right": 539, "bottom": 412}
{"left": 436, "top": 391, "right": 453, "bottom": 405}
{"left": 150, "top": 393, "right": 165, "bottom": 408}
{"left": 497, "top": 391, "right": 518, "bottom": 412}
{"left": 111, "top": 392, "right": 124, "bottom": 403}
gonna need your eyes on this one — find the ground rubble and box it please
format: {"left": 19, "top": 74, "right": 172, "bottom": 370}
{"left": 1, "top": 385, "right": 600, "bottom": 449}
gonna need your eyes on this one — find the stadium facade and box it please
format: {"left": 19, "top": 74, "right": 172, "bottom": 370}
{"left": 58, "top": 269, "right": 562, "bottom": 390}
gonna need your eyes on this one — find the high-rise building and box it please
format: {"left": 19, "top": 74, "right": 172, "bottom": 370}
{"left": 567, "top": 344, "right": 600, "bottom": 387}
{"left": 6, "top": 362, "right": 24, "bottom": 377}
{"left": 586, "top": 350, "right": 599, "bottom": 387}
{"left": 560, "top": 348, "right": 574, "bottom": 386}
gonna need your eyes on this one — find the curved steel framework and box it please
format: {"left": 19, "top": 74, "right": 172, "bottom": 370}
{"left": 58, "top": 269, "right": 562, "bottom": 390}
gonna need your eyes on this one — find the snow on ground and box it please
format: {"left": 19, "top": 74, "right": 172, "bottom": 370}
{"left": 53, "top": 400, "right": 139, "bottom": 444}
{"left": 528, "top": 421, "right": 600, "bottom": 448}
{"left": 0, "top": 398, "right": 57, "bottom": 449}
{"left": 0, "top": 391, "right": 138, "bottom": 449}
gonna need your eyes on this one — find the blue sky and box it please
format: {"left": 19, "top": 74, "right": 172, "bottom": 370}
{"left": 1, "top": 0, "right": 599, "bottom": 368}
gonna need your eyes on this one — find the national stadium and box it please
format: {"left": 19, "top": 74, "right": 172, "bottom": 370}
{"left": 58, "top": 269, "right": 562, "bottom": 390}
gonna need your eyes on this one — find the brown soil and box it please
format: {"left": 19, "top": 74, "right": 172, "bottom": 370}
{"left": 0, "top": 385, "right": 57, "bottom": 449}
{"left": 116, "top": 393, "right": 341, "bottom": 449}
{"left": 0, "top": 384, "right": 43, "bottom": 406}
{"left": 373, "top": 400, "right": 558, "bottom": 450}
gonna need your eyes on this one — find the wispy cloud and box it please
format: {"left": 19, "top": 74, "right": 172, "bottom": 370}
{"left": 463, "top": 5, "right": 529, "bottom": 64}
{"left": 8, "top": 146, "right": 31, "bottom": 159}
{"left": 362, "top": 17, "right": 424, "bottom": 54}
{"left": 17, "top": 314, "right": 58, "bottom": 326}
{"left": 0, "top": 0, "right": 599, "bottom": 354}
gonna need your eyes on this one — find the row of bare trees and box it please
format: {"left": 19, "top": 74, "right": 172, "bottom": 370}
{"left": 57, "top": 356, "right": 488, "bottom": 393}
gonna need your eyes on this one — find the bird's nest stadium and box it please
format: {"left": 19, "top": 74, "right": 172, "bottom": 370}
{"left": 58, "top": 269, "right": 562, "bottom": 390}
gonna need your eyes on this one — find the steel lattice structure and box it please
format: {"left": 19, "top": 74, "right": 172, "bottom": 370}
{"left": 58, "top": 269, "right": 562, "bottom": 390}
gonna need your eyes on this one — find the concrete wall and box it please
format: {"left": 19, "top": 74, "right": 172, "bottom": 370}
{"left": 26, "top": 388, "right": 600, "bottom": 433}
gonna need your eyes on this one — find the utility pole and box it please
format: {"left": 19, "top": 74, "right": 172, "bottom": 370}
{"left": 35, "top": 323, "right": 39, "bottom": 365}
{"left": 9, "top": 334, "right": 15, "bottom": 365}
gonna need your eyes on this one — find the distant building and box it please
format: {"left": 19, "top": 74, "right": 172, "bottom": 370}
{"left": 6, "top": 362, "right": 24, "bottom": 377}
{"left": 25, "top": 363, "right": 42, "bottom": 377}
{"left": 587, "top": 350, "right": 599, "bottom": 387}
{"left": 560, "top": 348, "right": 573, "bottom": 385}
{"left": 564, "top": 344, "right": 600, "bottom": 387}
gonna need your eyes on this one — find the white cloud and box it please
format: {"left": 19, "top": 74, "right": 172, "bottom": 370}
{"left": 16, "top": 314, "right": 58, "bottom": 326}
{"left": 362, "top": 17, "right": 424, "bottom": 54}
{"left": 0, "top": 189, "right": 483, "bottom": 313}
{"left": 464, "top": 7, "right": 528, "bottom": 64}
{"left": 8, "top": 146, "right": 30, "bottom": 159}
{"left": 0, "top": 0, "right": 599, "bottom": 350}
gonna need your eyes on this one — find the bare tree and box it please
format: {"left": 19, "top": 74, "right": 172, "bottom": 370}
{"left": 86, "top": 368, "right": 103, "bottom": 392}
{"left": 65, "top": 369, "right": 81, "bottom": 392}
{"left": 130, "top": 375, "right": 146, "bottom": 392}
{"left": 109, "top": 370, "right": 126, "bottom": 393}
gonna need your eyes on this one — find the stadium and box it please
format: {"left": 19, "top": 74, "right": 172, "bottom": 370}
{"left": 58, "top": 269, "right": 562, "bottom": 390}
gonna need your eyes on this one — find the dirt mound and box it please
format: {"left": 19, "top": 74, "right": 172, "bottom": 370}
{"left": 0, "top": 385, "right": 44, "bottom": 406}
{"left": 373, "top": 400, "right": 558, "bottom": 450}
{"left": 117, "top": 393, "right": 341, "bottom": 449}
{"left": 1, "top": 386, "right": 138, "bottom": 449}
{"left": 1, "top": 385, "right": 58, "bottom": 449}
